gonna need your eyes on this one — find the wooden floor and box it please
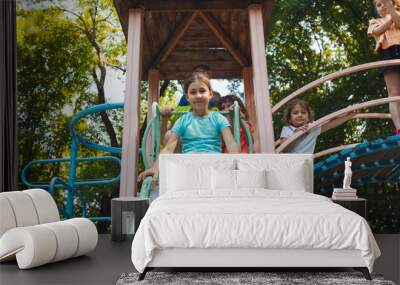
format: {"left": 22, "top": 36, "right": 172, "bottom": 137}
{"left": 0, "top": 234, "right": 399, "bottom": 285}
{"left": 0, "top": 235, "right": 134, "bottom": 285}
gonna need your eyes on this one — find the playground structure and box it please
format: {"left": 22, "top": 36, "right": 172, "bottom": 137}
{"left": 22, "top": 101, "right": 250, "bottom": 220}
{"left": 22, "top": 1, "right": 400, "bottom": 220}
{"left": 114, "top": 0, "right": 276, "bottom": 197}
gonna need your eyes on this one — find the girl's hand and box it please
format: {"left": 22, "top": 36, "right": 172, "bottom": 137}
{"left": 295, "top": 123, "right": 310, "bottom": 133}
{"left": 138, "top": 167, "right": 158, "bottom": 182}
{"left": 275, "top": 138, "right": 286, "bottom": 147}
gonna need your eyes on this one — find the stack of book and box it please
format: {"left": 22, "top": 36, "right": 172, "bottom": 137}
{"left": 332, "top": 188, "right": 358, "bottom": 200}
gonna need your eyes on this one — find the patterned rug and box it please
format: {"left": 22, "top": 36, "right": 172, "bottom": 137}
{"left": 116, "top": 271, "right": 396, "bottom": 285}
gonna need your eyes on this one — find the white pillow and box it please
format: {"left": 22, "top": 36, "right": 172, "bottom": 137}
{"left": 266, "top": 164, "right": 307, "bottom": 192}
{"left": 237, "top": 159, "right": 308, "bottom": 192}
{"left": 236, "top": 169, "right": 267, "bottom": 189}
{"left": 167, "top": 162, "right": 212, "bottom": 192}
{"left": 212, "top": 168, "right": 236, "bottom": 190}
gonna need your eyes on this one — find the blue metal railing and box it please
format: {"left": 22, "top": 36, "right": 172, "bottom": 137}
{"left": 22, "top": 103, "right": 124, "bottom": 220}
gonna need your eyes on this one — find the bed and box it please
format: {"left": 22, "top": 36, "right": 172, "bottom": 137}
{"left": 131, "top": 154, "right": 380, "bottom": 280}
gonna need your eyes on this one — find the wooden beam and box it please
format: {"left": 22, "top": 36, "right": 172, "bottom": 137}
{"left": 113, "top": 0, "right": 131, "bottom": 40}
{"left": 146, "top": 69, "right": 160, "bottom": 168}
{"left": 242, "top": 66, "right": 260, "bottom": 153}
{"left": 120, "top": 8, "right": 144, "bottom": 197}
{"left": 272, "top": 59, "right": 400, "bottom": 114}
{"left": 159, "top": 70, "right": 242, "bottom": 80}
{"left": 163, "top": 49, "right": 238, "bottom": 62}
{"left": 150, "top": 11, "right": 199, "bottom": 69}
{"left": 127, "top": 0, "right": 269, "bottom": 12}
{"left": 314, "top": 144, "right": 359, "bottom": 159}
{"left": 248, "top": 4, "right": 275, "bottom": 153}
{"left": 354, "top": 113, "right": 392, "bottom": 119}
{"left": 147, "top": 69, "right": 160, "bottom": 119}
{"left": 160, "top": 61, "right": 241, "bottom": 74}
{"left": 199, "top": 11, "right": 249, "bottom": 67}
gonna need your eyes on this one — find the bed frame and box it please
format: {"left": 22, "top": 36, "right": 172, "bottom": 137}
{"left": 137, "top": 154, "right": 373, "bottom": 281}
{"left": 139, "top": 248, "right": 371, "bottom": 280}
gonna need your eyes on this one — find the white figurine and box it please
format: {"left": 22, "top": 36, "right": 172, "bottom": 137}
{"left": 343, "top": 157, "right": 353, "bottom": 190}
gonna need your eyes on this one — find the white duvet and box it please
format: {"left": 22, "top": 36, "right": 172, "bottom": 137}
{"left": 131, "top": 189, "right": 380, "bottom": 273}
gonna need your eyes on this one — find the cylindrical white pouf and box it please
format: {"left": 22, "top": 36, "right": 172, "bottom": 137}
{"left": 23, "top": 189, "right": 60, "bottom": 224}
{"left": 0, "top": 226, "right": 57, "bottom": 269}
{"left": 1, "top": 192, "right": 39, "bottom": 227}
{"left": 42, "top": 221, "right": 79, "bottom": 262}
{"left": 0, "top": 196, "right": 17, "bottom": 237}
{"left": 65, "top": 218, "right": 98, "bottom": 257}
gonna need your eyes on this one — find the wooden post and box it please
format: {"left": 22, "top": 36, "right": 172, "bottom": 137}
{"left": 146, "top": 69, "right": 160, "bottom": 166}
{"left": 147, "top": 69, "right": 160, "bottom": 120}
{"left": 242, "top": 66, "right": 260, "bottom": 153}
{"left": 248, "top": 4, "right": 275, "bottom": 153}
{"left": 120, "top": 8, "right": 144, "bottom": 197}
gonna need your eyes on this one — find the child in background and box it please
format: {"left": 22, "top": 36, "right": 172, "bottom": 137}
{"left": 177, "top": 90, "right": 221, "bottom": 108}
{"left": 277, "top": 99, "right": 359, "bottom": 154}
{"left": 138, "top": 72, "right": 239, "bottom": 181}
{"left": 217, "top": 95, "right": 254, "bottom": 153}
{"left": 368, "top": 0, "right": 400, "bottom": 134}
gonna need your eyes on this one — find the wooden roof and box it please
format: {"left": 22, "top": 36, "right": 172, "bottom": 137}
{"left": 113, "top": 0, "right": 274, "bottom": 80}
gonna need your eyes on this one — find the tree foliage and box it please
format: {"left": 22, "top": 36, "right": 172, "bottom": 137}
{"left": 17, "top": 6, "right": 93, "bottom": 177}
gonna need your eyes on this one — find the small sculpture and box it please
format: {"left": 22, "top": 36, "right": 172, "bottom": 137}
{"left": 343, "top": 157, "right": 353, "bottom": 190}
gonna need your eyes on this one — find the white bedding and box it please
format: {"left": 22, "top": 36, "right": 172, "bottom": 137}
{"left": 131, "top": 190, "right": 380, "bottom": 273}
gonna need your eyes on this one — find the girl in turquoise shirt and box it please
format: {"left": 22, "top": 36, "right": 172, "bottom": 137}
{"left": 138, "top": 72, "right": 239, "bottom": 182}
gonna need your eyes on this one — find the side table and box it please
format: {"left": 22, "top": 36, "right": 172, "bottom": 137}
{"left": 111, "top": 197, "right": 149, "bottom": 242}
{"left": 331, "top": 198, "right": 367, "bottom": 219}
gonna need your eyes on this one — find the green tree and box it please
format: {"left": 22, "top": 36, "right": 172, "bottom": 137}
{"left": 48, "top": 0, "right": 126, "bottom": 146}
{"left": 17, "top": 6, "right": 93, "bottom": 183}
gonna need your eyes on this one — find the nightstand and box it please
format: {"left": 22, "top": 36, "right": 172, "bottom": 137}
{"left": 331, "top": 198, "right": 367, "bottom": 219}
{"left": 111, "top": 197, "right": 149, "bottom": 242}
